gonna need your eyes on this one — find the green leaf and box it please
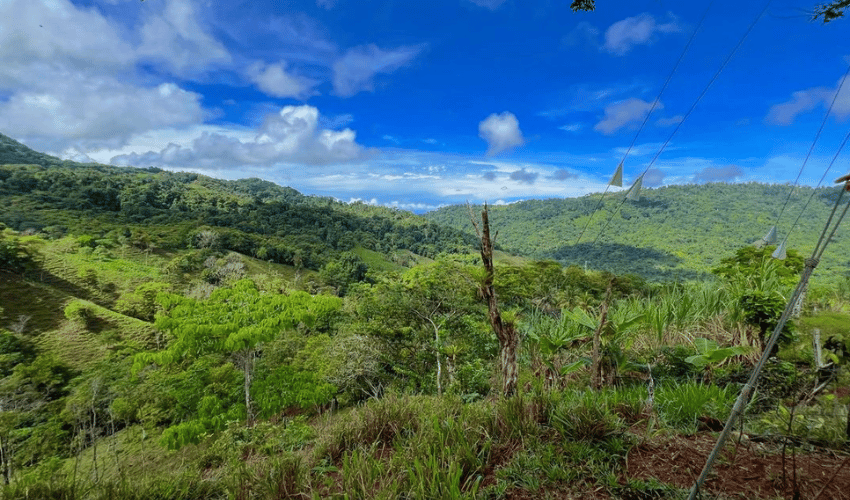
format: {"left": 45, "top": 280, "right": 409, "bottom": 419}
{"left": 559, "top": 359, "right": 590, "bottom": 376}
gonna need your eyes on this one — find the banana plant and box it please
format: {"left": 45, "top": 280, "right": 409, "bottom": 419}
{"left": 685, "top": 337, "right": 750, "bottom": 380}
{"left": 563, "top": 305, "right": 645, "bottom": 386}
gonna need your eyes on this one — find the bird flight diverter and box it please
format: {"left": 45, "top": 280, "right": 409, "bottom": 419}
{"left": 772, "top": 238, "right": 787, "bottom": 260}
{"left": 609, "top": 162, "right": 623, "bottom": 187}
{"left": 755, "top": 226, "right": 777, "bottom": 248}
{"left": 625, "top": 175, "right": 643, "bottom": 201}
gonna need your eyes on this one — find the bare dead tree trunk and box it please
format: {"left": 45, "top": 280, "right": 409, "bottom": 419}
{"left": 470, "top": 203, "right": 519, "bottom": 398}
{"left": 426, "top": 317, "right": 443, "bottom": 395}
{"left": 591, "top": 280, "right": 613, "bottom": 390}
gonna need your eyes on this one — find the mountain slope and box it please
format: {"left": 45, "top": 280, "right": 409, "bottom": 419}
{"left": 0, "top": 162, "right": 477, "bottom": 270}
{"left": 0, "top": 132, "right": 70, "bottom": 167}
{"left": 424, "top": 183, "right": 850, "bottom": 283}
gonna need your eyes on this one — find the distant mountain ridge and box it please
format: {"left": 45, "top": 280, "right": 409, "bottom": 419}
{"left": 3, "top": 131, "right": 849, "bottom": 284}
{"left": 424, "top": 183, "right": 850, "bottom": 283}
{"left": 0, "top": 132, "right": 477, "bottom": 271}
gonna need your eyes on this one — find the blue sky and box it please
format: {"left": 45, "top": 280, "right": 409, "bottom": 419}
{"left": 1, "top": 0, "right": 849, "bottom": 212}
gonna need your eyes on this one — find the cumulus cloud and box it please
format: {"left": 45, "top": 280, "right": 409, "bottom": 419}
{"left": 0, "top": 0, "right": 134, "bottom": 87}
{"left": 137, "top": 0, "right": 231, "bottom": 75}
{"left": 692, "top": 165, "right": 744, "bottom": 183}
{"left": 467, "top": 0, "right": 508, "bottom": 10}
{"left": 332, "top": 44, "right": 423, "bottom": 97}
{"left": 482, "top": 171, "right": 498, "bottom": 181}
{"left": 510, "top": 168, "right": 539, "bottom": 184}
{"left": 766, "top": 75, "right": 850, "bottom": 125}
{"left": 595, "top": 98, "right": 659, "bottom": 134}
{"left": 0, "top": 0, "right": 225, "bottom": 153}
{"left": 247, "top": 61, "right": 317, "bottom": 99}
{"left": 603, "top": 13, "right": 681, "bottom": 56}
{"left": 0, "top": 80, "right": 206, "bottom": 152}
{"left": 111, "top": 105, "right": 364, "bottom": 168}
{"left": 643, "top": 168, "right": 666, "bottom": 187}
{"left": 479, "top": 112, "right": 525, "bottom": 155}
{"left": 550, "top": 169, "right": 579, "bottom": 180}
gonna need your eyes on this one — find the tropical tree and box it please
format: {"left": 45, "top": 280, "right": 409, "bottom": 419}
{"left": 133, "top": 280, "right": 341, "bottom": 437}
{"left": 350, "top": 261, "right": 482, "bottom": 395}
{"left": 399, "top": 261, "right": 478, "bottom": 394}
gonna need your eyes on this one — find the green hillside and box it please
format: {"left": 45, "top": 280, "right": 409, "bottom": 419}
{"left": 0, "top": 164, "right": 476, "bottom": 273}
{"left": 0, "top": 132, "right": 87, "bottom": 168}
{"left": 5, "top": 133, "right": 850, "bottom": 499}
{"left": 424, "top": 183, "right": 850, "bottom": 283}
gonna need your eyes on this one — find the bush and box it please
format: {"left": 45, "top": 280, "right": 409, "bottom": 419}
{"left": 63, "top": 301, "right": 93, "bottom": 323}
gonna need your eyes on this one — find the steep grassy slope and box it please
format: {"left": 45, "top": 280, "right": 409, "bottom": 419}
{"left": 425, "top": 183, "right": 850, "bottom": 283}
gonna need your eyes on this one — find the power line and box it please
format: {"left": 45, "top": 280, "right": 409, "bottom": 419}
{"left": 772, "top": 125, "right": 850, "bottom": 257}
{"left": 573, "top": 0, "right": 714, "bottom": 245}
{"left": 773, "top": 62, "right": 850, "bottom": 229}
{"left": 591, "top": 0, "right": 774, "bottom": 245}
{"left": 688, "top": 175, "right": 850, "bottom": 499}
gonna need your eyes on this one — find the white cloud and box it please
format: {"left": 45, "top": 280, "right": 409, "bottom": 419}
{"left": 0, "top": 0, "right": 135, "bottom": 87}
{"left": 479, "top": 112, "right": 525, "bottom": 156}
{"left": 332, "top": 44, "right": 423, "bottom": 97}
{"left": 643, "top": 168, "right": 666, "bottom": 187}
{"left": 603, "top": 13, "right": 681, "bottom": 56}
{"left": 316, "top": 0, "right": 336, "bottom": 9}
{"left": 467, "top": 0, "right": 508, "bottom": 10}
{"left": 0, "top": 79, "right": 206, "bottom": 152}
{"left": 0, "top": 0, "right": 224, "bottom": 153}
{"left": 137, "top": 0, "right": 231, "bottom": 75}
{"left": 766, "top": 75, "right": 850, "bottom": 125}
{"left": 656, "top": 115, "right": 684, "bottom": 127}
{"left": 110, "top": 105, "right": 365, "bottom": 168}
{"left": 559, "top": 123, "right": 583, "bottom": 132}
{"left": 59, "top": 147, "right": 96, "bottom": 164}
{"left": 247, "top": 61, "right": 317, "bottom": 99}
{"left": 594, "top": 98, "right": 659, "bottom": 135}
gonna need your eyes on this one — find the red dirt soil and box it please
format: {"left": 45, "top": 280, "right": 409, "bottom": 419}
{"left": 626, "top": 433, "right": 850, "bottom": 499}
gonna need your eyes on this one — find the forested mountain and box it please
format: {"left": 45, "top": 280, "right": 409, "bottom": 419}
{"left": 0, "top": 132, "right": 79, "bottom": 168}
{"left": 0, "top": 163, "right": 476, "bottom": 271}
{"left": 3, "top": 129, "right": 850, "bottom": 284}
{"left": 424, "top": 183, "right": 850, "bottom": 283}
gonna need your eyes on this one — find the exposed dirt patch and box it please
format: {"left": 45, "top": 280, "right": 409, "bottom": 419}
{"left": 625, "top": 433, "right": 850, "bottom": 499}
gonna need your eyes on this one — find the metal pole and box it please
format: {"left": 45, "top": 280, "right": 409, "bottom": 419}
{"left": 687, "top": 258, "right": 818, "bottom": 499}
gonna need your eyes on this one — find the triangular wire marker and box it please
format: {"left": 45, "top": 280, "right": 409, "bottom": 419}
{"left": 764, "top": 226, "right": 777, "bottom": 245}
{"left": 609, "top": 162, "right": 623, "bottom": 187}
{"left": 772, "top": 238, "right": 787, "bottom": 260}
{"left": 754, "top": 226, "right": 777, "bottom": 248}
{"left": 626, "top": 175, "right": 643, "bottom": 201}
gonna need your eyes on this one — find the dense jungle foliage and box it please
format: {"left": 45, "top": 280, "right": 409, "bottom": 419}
{"left": 425, "top": 183, "right": 850, "bottom": 283}
{"left": 0, "top": 134, "right": 476, "bottom": 273}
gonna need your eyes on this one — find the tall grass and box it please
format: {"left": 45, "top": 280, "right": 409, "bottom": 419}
{"left": 655, "top": 381, "right": 735, "bottom": 432}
